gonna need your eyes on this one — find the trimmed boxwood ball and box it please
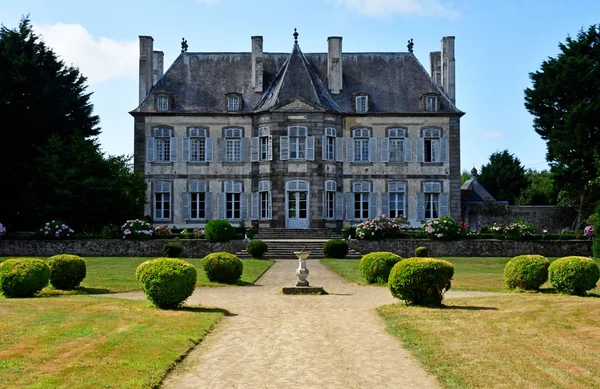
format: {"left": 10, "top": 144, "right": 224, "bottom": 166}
{"left": 162, "top": 241, "right": 183, "bottom": 258}
{"left": 414, "top": 246, "right": 429, "bottom": 257}
{"left": 548, "top": 256, "right": 600, "bottom": 296}
{"left": 359, "top": 252, "right": 402, "bottom": 284}
{"left": 0, "top": 258, "right": 50, "bottom": 298}
{"left": 135, "top": 258, "right": 197, "bottom": 308}
{"left": 246, "top": 240, "right": 268, "bottom": 259}
{"left": 504, "top": 255, "right": 549, "bottom": 290}
{"left": 204, "top": 219, "right": 236, "bottom": 241}
{"left": 388, "top": 257, "right": 454, "bottom": 306}
{"left": 202, "top": 252, "right": 243, "bottom": 284}
{"left": 323, "top": 239, "right": 349, "bottom": 259}
{"left": 46, "top": 254, "right": 87, "bottom": 290}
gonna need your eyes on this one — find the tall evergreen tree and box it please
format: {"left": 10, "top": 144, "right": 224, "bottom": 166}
{"left": 478, "top": 150, "right": 529, "bottom": 205}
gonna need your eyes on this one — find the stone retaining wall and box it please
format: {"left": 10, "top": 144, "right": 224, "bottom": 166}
{"left": 348, "top": 239, "right": 592, "bottom": 258}
{"left": 0, "top": 239, "right": 245, "bottom": 258}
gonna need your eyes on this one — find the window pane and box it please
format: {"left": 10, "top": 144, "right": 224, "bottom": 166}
{"left": 191, "top": 138, "right": 206, "bottom": 162}
{"left": 226, "top": 139, "right": 241, "bottom": 162}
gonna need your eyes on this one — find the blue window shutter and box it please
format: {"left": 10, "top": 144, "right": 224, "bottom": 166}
{"left": 322, "top": 135, "right": 328, "bottom": 161}
{"left": 146, "top": 137, "right": 155, "bottom": 162}
{"left": 252, "top": 192, "right": 259, "bottom": 220}
{"left": 381, "top": 138, "right": 390, "bottom": 163}
{"left": 441, "top": 138, "right": 449, "bottom": 162}
{"left": 440, "top": 193, "right": 449, "bottom": 217}
{"left": 181, "top": 193, "right": 191, "bottom": 220}
{"left": 404, "top": 138, "right": 412, "bottom": 162}
{"left": 280, "top": 136, "right": 289, "bottom": 160}
{"left": 205, "top": 138, "right": 214, "bottom": 162}
{"left": 345, "top": 192, "right": 354, "bottom": 220}
{"left": 241, "top": 193, "right": 249, "bottom": 220}
{"left": 267, "top": 192, "right": 272, "bottom": 219}
{"left": 268, "top": 135, "right": 273, "bottom": 161}
{"left": 381, "top": 193, "right": 389, "bottom": 217}
{"left": 169, "top": 138, "right": 178, "bottom": 162}
{"left": 336, "top": 192, "right": 344, "bottom": 220}
{"left": 182, "top": 138, "right": 190, "bottom": 162}
{"left": 218, "top": 193, "right": 226, "bottom": 219}
{"left": 322, "top": 190, "right": 327, "bottom": 219}
{"left": 369, "top": 138, "right": 378, "bottom": 162}
{"left": 417, "top": 193, "right": 425, "bottom": 220}
{"left": 417, "top": 138, "right": 425, "bottom": 162}
{"left": 346, "top": 139, "right": 354, "bottom": 162}
{"left": 217, "top": 139, "right": 225, "bottom": 162}
{"left": 251, "top": 137, "right": 259, "bottom": 162}
{"left": 369, "top": 193, "right": 378, "bottom": 219}
{"left": 306, "top": 136, "right": 315, "bottom": 161}
{"left": 336, "top": 137, "right": 344, "bottom": 162}
{"left": 241, "top": 138, "right": 249, "bottom": 162}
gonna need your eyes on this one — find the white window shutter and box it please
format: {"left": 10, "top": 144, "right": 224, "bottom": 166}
{"left": 381, "top": 193, "right": 389, "bottom": 217}
{"left": 440, "top": 138, "right": 448, "bottom": 162}
{"left": 306, "top": 136, "right": 315, "bottom": 161}
{"left": 404, "top": 138, "right": 412, "bottom": 162}
{"left": 267, "top": 192, "right": 272, "bottom": 219}
{"left": 432, "top": 139, "right": 441, "bottom": 162}
{"left": 205, "top": 138, "right": 214, "bottom": 162}
{"left": 251, "top": 137, "right": 259, "bottom": 162}
{"left": 146, "top": 137, "right": 155, "bottom": 162}
{"left": 417, "top": 193, "right": 425, "bottom": 220}
{"left": 252, "top": 192, "right": 259, "bottom": 220}
{"left": 218, "top": 193, "right": 226, "bottom": 219}
{"left": 335, "top": 137, "right": 344, "bottom": 162}
{"left": 241, "top": 193, "right": 249, "bottom": 220}
{"left": 417, "top": 138, "right": 425, "bottom": 162}
{"left": 182, "top": 138, "right": 190, "bottom": 162}
{"left": 345, "top": 192, "right": 354, "bottom": 221}
{"left": 268, "top": 135, "right": 273, "bottom": 160}
{"left": 369, "top": 193, "right": 378, "bottom": 219}
{"left": 169, "top": 138, "right": 178, "bottom": 162}
{"left": 369, "top": 137, "right": 377, "bottom": 162}
{"left": 322, "top": 191, "right": 328, "bottom": 219}
{"left": 322, "top": 135, "right": 328, "bottom": 161}
{"left": 205, "top": 193, "right": 213, "bottom": 220}
{"left": 335, "top": 192, "right": 344, "bottom": 220}
{"left": 381, "top": 137, "right": 390, "bottom": 163}
{"left": 346, "top": 139, "right": 354, "bottom": 162}
{"left": 440, "top": 193, "right": 449, "bottom": 216}
{"left": 224, "top": 181, "right": 233, "bottom": 193}
{"left": 217, "top": 139, "right": 225, "bottom": 162}
{"left": 181, "top": 193, "right": 191, "bottom": 220}
{"left": 241, "top": 138, "right": 249, "bottom": 162}
{"left": 280, "top": 136, "right": 289, "bottom": 160}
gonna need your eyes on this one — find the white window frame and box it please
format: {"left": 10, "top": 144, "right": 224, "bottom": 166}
{"left": 424, "top": 181, "right": 441, "bottom": 220}
{"left": 224, "top": 181, "right": 243, "bottom": 220}
{"left": 424, "top": 129, "right": 441, "bottom": 163}
{"left": 157, "top": 95, "right": 169, "bottom": 112}
{"left": 289, "top": 126, "right": 307, "bottom": 160}
{"left": 259, "top": 127, "right": 272, "bottom": 161}
{"left": 227, "top": 95, "right": 240, "bottom": 112}
{"left": 258, "top": 180, "right": 272, "bottom": 220}
{"left": 355, "top": 95, "right": 369, "bottom": 113}
{"left": 324, "top": 127, "right": 336, "bottom": 161}
{"left": 154, "top": 181, "right": 171, "bottom": 221}
{"left": 190, "top": 181, "right": 208, "bottom": 220}
{"left": 388, "top": 128, "right": 407, "bottom": 163}
{"left": 353, "top": 181, "right": 370, "bottom": 220}
{"left": 353, "top": 128, "right": 370, "bottom": 163}
{"left": 225, "top": 128, "right": 242, "bottom": 162}
{"left": 425, "top": 95, "right": 438, "bottom": 112}
{"left": 324, "top": 180, "right": 337, "bottom": 220}
{"left": 153, "top": 127, "right": 173, "bottom": 163}
{"left": 388, "top": 182, "right": 406, "bottom": 218}
{"left": 189, "top": 127, "right": 207, "bottom": 163}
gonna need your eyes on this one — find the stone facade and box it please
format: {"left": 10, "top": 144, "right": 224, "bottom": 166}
{"left": 131, "top": 34, "right": 464, "bottom": 231}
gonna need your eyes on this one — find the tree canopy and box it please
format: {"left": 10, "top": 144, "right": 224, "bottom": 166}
{"left": 525, "top": 25, "right": 600, "bottom": 223}
{"left": 478, "top": 150, "right": 528, "bottom": 205}
{"left": 516, "top": 169, "right": 557, "bottom": 206}
{"left": 0, "top": 17, "right": 145, "bottom": 231}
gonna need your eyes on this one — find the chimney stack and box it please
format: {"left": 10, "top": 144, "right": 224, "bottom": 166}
{"left": 251, "top": 36, "right": 263, "bottom": 93}
{"left": 139, "top": 36, "right": 154, "bottom": 103}
{"left": 327, "top": 37, "right": 343, "bottom": 94}
{"left": 441, "top": 36, "right": 455, "bottom": 104}
{"left": 153, "top": 50, "right": 164, "bottom": 85}
{"left": 429, "top": 51, "right": 442, "bottom": 87}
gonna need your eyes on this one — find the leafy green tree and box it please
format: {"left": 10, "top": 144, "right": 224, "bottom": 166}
{"left": 478, "top": 150, "right": 529, "bottom": 204}
{"left": 517, "top": 170, "right": 557, "bottom": 205}
{"left": 525, "top": 25, "right": 600, "bottom": 225}
{"left": 460, "top": 170, "right": 471, "bottom": 185}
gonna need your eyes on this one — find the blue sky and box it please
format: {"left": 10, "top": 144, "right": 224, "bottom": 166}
{"left": 4, "top": 0, "right": 600, "bottom": 173}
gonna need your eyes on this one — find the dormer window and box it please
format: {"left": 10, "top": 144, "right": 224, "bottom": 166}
{"left": 226, "top": 94, "right": 242, "bottom": 112}
{"left": 156, "top": 94, "right": 169, "bottom": 112}
{"left": 423, "top": 94, "right": 439, "bottom": 112}
{"left": 354, "top": 94, "right": 369, "bottom": 113}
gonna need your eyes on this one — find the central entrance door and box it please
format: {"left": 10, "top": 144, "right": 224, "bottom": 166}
{"left": 286, "top": 180, "right": 309, "bottom": 228}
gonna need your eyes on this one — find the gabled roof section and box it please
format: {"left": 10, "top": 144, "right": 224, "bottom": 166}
{"left": 461, "top": 177, "right": 497, "bottom": 203}
{"left": 254, "top": 44, "right": 341, "bottom": 113}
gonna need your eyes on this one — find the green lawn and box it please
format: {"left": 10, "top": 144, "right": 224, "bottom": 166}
{"left": 0, "top": 296, "right": 223, "bottom": 389}
{"left": 0, "top": 257, "right": 274, "bottom": 294}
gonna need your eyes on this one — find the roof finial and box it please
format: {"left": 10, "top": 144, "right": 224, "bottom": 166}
{"left": 181, "top": 37, "right": 188, "bottom": 53}
{"left": 471, "top": 166, "right": 478, "bottom": 178}
{"left": 293, "top": 28, "right": 299, "bottom": 45}
{"left": 407, "top": 38, "right": 414, "bottom": 53}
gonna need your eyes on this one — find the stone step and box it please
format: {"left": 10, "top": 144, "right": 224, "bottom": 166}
{"left": 254, "top": 228, "right": 340, "bottom": 240}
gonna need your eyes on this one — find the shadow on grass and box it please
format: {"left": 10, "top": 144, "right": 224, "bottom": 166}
{"left": 177, "top": 306, "right": 236, "bottom": 316}
{"left": 39, "top": 286, "right": 113, "bottom": 296}
{"left": 441, "top": 305, "right": 499, "bottom": 311}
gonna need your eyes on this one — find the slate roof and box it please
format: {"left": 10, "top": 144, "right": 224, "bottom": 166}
{"left": 132, "top": 43, "right": 462, "bottom": 115}
{"left": 461, "top": 178, "right": 497, "bottom": 203}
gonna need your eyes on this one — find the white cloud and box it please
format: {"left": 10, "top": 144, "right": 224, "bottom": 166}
{"left": 483, "top": 131, "right": 505, "bottom": 139}
{"left": 331, "top": 0, "right": 459, "bottom": 19}
{"left": 34, "top": 23, "right": 137, "bottom": 84}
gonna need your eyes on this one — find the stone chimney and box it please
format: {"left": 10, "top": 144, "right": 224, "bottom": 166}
{"left": 153, "top": 50, "right": 164, "bottom": 85}
{"left": 327, "top": 37, "right": 343, "bottom": 94}
{"left": 441, "top": 36, "right": 456, "bottom": 104}
{"left": 251, "top": 36, "right": 263, "bottom": 93}
{"left": 429, "top": 51, "right": 442, "bottom": 87}
{"left": 139, "top": 36, "right": 154, "bottom": 103}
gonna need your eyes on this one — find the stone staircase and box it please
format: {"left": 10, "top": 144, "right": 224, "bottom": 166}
{"left": 253, "top": 228, "right": 340, "bottom": 240}
{"left": 235, "top": 236, "right": 362, "bottom": 260}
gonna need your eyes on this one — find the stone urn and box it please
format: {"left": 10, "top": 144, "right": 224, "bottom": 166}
{"left": 294, "top": 251, "right": 310, "bottom": 286}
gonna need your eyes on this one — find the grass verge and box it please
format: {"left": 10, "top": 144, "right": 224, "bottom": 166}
{"left": 377, "top": 294, "right": 600, "bottom": 389}
{"left": 0, "top": 295, "right": 223, "bottom": 388}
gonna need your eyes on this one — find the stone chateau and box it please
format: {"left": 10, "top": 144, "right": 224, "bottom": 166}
{"left": 131, "top": 31, "right": 463, "bottom": 230}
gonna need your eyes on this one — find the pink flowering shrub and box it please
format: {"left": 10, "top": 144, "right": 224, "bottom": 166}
{"left": 584, "top": 225, "right": 594, "bottom": 238}
{"left": 154, "top": 225, "right": 172, "bottom": 235}
{"left": 503, "top": 220, "right": 534, "bottom": 240}
{"left": 121, "top": 219, "right": 154, "bottom": 239}
{"left": 0, "top": 222, "right": 5, "bottom": 239}
{"left": 38, "top": 220, "right": 74, "bottom": 239}
{"left": 355, "top": 215, "right": 409, "bottom": 240}
{"left": 422, "top": 216, "right": 460, "bottom": 240}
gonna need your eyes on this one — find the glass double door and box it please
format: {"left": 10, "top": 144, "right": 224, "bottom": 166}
{"left": 286, "top": 191, "right": 309, "bottom": 228}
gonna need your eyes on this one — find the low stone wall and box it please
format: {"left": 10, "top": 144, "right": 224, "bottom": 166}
{"left": 348, "top": 239, "right": 592, "bottom": 258}
{"left": 0, "top": 239, "right": 245, "bottom": 258}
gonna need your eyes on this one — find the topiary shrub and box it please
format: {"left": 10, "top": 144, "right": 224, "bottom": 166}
{"left": 0, "top": 258, "right": 50, "bottom": 298}
{"left": 162, "top": 241, "right": 183, "bottom": 258}
{"left": 204, "top": 220, "right": 236, "bottom": 242}
{"left": 548, "top": 256, "right": 600, "bottom": 296}
{"left": 135, "top": 258, "right": 197, "bottom": 308}
{"left": 323, "top": 239, "right": 349, "bottom": 259}
{"left": 201, "top": 252, "right": 243, "bottom": 284}
{"left": 414, "top": 247, "right": 429, "bottom": 257}
{"left": 359, "top": 252, "right": 402, "bottom": 284}
{"left": 46, "top": 254, "right": 86, "bottom": 290}
{"left": 246, "top": 240, "right": 268, "bottom": 259}
{"left": 388, "top": 257, "right": 454, "bottom": 306}
{"left": 504, "top": 255, "right": 549, "bottom": 290}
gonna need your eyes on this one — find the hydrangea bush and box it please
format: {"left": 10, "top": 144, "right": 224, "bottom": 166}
{"left": 355, "top": 215, "right": 409, "bottom": 240}
{"left": 154, "top": 225, "right": 171, "bottom": 235}
{"left": 422, "top": 216, "right": 460, "bottom": 240}
{"left": 39, "top": 220, "right": 74, "bottom": 239}
{"left": 584, "top": 225, "right": 594, "bottom": 238}
{"left": 0, "top": 222, "right": 6, "bottom": 239}
{"left": 503, "top": 220, "right": 534, "bottom": 240}
{"left": 121, "top": 219, "right": 154, "bottom": 239}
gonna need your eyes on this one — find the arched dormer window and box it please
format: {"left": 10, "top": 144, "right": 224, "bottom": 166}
{"left": 155, "top": 92, "right": 171, "bottom": 112}
{"left": 226, "top": 93, "right": 242, "bottom": 112}
{"left": 421, "top": 93, "right": 440, "bottom": 112}
{"left": 353, "top": 92, "right": 370, "bottom": 113}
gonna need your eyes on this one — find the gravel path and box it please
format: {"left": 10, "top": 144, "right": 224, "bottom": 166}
{"left": 111, "top": 260, "right": 501, "bottom": 389}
